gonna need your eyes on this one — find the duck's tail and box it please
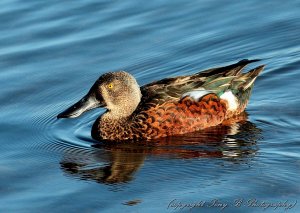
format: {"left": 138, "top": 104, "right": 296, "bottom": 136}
{"left": 181, "top": 59, "right": 264, "bottom": 118}
{"left": 233, "top": 65, "right": 265, "bottom": 91}
{"left": 221, "top": 64, "right": 265, "bottom": 117}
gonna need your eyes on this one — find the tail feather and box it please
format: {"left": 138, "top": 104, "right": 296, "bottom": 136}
{"left": 199, "top": 59, "right": 263, "bottom": 95}
{"left": 225, "top": 59, "right": 262, "bottom": 77}
{"left": 234, "top": 65, "right": 265, "bottom": 91}
{"left": 199, "top": 59, "right": 261, "bottom": 77}
{"left": 222, "top": 64, "right": 264, "bottom": 117}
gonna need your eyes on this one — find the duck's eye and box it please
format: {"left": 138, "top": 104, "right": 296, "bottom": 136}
{"left": 107, "top": 83, "right": 113, "bottom": 89}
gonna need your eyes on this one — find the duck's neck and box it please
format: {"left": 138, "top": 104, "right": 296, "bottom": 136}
{"left": 102, "top": 109, "right": 133, "bottom": 120}
{"left": 92, "top": 111, "right": 133, "bottom": 141}
{"left": 92, "top": 94, "right": 142, "bottom": 141}
{"left": 101, "top": 111, "right": 131, "bottom": 124}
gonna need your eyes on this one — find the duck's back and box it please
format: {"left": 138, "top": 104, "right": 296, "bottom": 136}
{"left": 131, "top": 59, "right": 264, "bottom": 140}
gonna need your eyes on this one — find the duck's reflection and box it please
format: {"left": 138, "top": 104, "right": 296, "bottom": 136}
{"left": 60, "top": 112, "right": 261, "bottom": 184}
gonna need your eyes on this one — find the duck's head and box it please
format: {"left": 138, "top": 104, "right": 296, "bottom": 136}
{"left": 57, "top": 71, "right": 142, "bottom": 119}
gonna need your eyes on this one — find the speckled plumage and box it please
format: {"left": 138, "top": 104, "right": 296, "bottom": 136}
{"left": 58, "top": 59, "right": 264, "bottom": 142}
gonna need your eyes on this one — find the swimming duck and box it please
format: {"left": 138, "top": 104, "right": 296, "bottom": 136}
{"left": 57, "top": 59, "right": 264, "bottom": 142}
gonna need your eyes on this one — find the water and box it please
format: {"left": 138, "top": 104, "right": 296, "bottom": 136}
{"left": 0, "top": 0, "right": 300, "bottom": 212}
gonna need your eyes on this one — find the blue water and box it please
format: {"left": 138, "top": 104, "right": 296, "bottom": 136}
{"left": 0, "top": 1, "right": 300, "bottom": 212}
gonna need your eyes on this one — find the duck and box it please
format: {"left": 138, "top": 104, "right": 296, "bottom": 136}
{"left": 57, "top": 59, "right": 264, "bottom": 142}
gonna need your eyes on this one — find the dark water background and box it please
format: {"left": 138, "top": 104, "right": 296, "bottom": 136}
{"left": 1, "top": 0, "right": 300, "bottom": 212}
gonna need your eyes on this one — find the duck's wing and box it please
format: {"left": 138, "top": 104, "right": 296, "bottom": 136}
{"left": 136, "top": 59, "right": 261, "bottom": 112}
